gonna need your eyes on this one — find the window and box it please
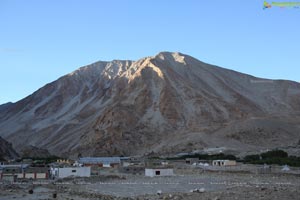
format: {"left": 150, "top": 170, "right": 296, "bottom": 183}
{"left": 155, "top": 170, "right": 160, "bottom": 175}
{"left": 71, "top": 170, "right": 76, "bottom": 173}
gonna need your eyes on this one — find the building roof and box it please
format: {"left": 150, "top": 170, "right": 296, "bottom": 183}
{"left": 25, "top": 167, "right": 49, "bottom": 173}
{"left": 79, "top": 157, "right": 128, "bottom": 165}
{"left": 145, "top": 166, "right": 174, "bottom": 169}
{"left": 0, "top": 164, "right": 30, "bottom": 170}
{"left": 212, "top": 160, "right": 232, "bottom": 162}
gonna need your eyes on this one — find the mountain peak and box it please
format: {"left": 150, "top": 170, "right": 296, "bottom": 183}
{"left": 155, "top": 51, "right": 185, "bottom": 56}
{"left": 66, "top": 52, "right": 189, "bottom": 79}
{"left": 1, "top": 52, "right": 300, "bottom": 157}
{"left": 154, "top": 51, "right": 186, "bottom": 63}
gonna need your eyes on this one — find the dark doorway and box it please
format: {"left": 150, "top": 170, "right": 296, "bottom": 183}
{"left": 155, "top": 170, "right": 160, "bottom": 175}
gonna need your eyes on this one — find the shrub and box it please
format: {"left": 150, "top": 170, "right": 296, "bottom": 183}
{"left": 242, "top": 150, "right": 300, "bottom": 167}
{"left": 244, "top": 154, "right": 260, "bottom": 162}
{"left": 260, "top": 150, "right": 288, "bottom": 159}
{"left": 167, "top": 153, "right": 237, "bottom": 161}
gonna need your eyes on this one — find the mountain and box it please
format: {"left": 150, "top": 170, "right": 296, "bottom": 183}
{"left": 0, "top": 136, "right": 19, "bottom": 161}
{"left": 0, "top": 102, "right": 13, "bottom": 112}
{"left": 0, "top": 52, "right": 300, "bottom": 157}
{"left": 20, "top": 145, "right": 52, "bottom": 158}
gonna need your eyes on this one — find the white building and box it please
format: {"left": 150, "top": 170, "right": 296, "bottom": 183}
{"left": 50, "top": 167, "right": 91, "bottom": 178}
{"left": 145, "top": 168, "right": 174, "bottom": 177}
{"left": 212, "top": 160, "right": 236, "bottom": 166}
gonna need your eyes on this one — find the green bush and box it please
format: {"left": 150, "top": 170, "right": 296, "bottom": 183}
{"left": 167, "top": 153, "right": 237, "bottom": 161}
{"left": 242, "top": 150, "right": 300, "bottom": 167}
{"left": 244, "top": 154, "right": 260, "bottom": 162}
{"left": 261, "top": 150, "right": 288, "bottom": 159}
{"left": 22, "top": 156, "right": 62, "bottom": 164}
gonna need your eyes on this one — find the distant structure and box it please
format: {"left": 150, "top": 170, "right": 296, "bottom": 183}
{"left": 257, "top": 164, "right": 272, "bottom": 174}
{"left": 119, "top": 157, "right": 145, "bottom": 175}
{"left": 145, "top": 167, "right": 174, "bottom": 177}
{"left": 185, "top": 158, "right": 199, "bottom": 165}
{"left": 119, "top": 166, "right": 145, "bottom": 175}
{"left": 50, "top": 166, "right": 91, "bottom": 178}
{"left": 281, "top": 165, "right": 290, "bottom": 171}
{"left": 78, "top": 157, "right": 128, "bottom": 168}
{"left": 56, "top": 159, "right": 72, "bottom": 165}
{"left": 212, "top": 160, "right": 236, "bottom": 166}
{"left": 0, "top": 164, "right": 49, "bottom": 180}
{"left": 121, "top": 157, "right": 144, "bottom": 167}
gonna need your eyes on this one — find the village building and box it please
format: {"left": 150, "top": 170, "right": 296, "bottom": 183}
{"left": 50, "top": 166, "right": 91, "bottom": 178}
{"left": 0, "top": 164, "right": 49, "bottom": 180}
{"left": 1, "top": 174, "right": 18, "bottom": 182}
{"left": 20, "top": 167, "right": 49, "bottom": 179}
{"left": 56, "top": 159, "right": 73, "bottom": 165}
{"left": 121, "top": 157, "right": 144, "bottom": 167}
{"left": 212, "top": 160, "right": 237, "bottom": 166}
{"left": 119, "top": 166, "right": 145, "bottom": 175}
{"left": 257, "top": 164, "right": 272, "bottom": 174}
{"left": 78, "top": 157, "right": 128, "bottom": 168}
{"left": 145, "top": 167, "right": 174, "bottom": 177}
{"left": 185, "top": 158, "right": 199, "bottom": 164}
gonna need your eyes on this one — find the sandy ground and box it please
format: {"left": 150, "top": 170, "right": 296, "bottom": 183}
{"left": 1, "top": 171, "right": 299, "bottom": 200}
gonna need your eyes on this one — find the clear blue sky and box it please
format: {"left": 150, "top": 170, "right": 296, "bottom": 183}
{"left": 0, "top": 0, "right": 299, "bottom": 104}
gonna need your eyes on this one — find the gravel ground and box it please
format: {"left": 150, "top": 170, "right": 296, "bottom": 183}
{"left": 68, "top": 172, "right": 299, "bottom": 197}
{"left": 0, "top": 172, "right": 299, "bottom": 200}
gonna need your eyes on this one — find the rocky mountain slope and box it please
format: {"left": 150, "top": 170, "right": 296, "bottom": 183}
{"left": 0, "top": 52, "right": 299, "bottom": 157}
{"left": 0, "top": 136, "right": 19, "bottom": 161}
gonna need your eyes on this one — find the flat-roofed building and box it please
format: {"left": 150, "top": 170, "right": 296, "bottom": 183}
{"left": 145, "top": 167, "right": 174, "bottom": 177}
{"left": 212, "top": 160, "right": 236, "bottom": 166}
{"left": 50, "top": 167, "right": 91, "bottom": 178}
{"left": 0, "top": 164, "right": 49, "bottom": 179}
{"left": 79, "top": 157, "right": 128, "bottom": 168}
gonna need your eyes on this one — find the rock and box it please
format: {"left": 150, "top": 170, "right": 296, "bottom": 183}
{"left": 173, "top": 195, "right": 183, "bottom": 200}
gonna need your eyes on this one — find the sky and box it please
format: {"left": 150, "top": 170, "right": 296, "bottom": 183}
{"left": 0, "top": 0, "right": 299, "bottom": 104}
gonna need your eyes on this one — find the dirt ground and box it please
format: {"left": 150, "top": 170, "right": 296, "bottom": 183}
{"left": 0, "top": 171, "right": 299, "bottom": 200}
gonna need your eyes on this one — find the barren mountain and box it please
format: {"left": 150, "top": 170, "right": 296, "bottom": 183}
{"left": 0, "top": 136, "right": 19, "bottom": 161}
{"left": 20, "top": 145, "right": 51, "bottom": 158}
{"left": 0, "top": 52, "right": 299, "bottom": 157}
